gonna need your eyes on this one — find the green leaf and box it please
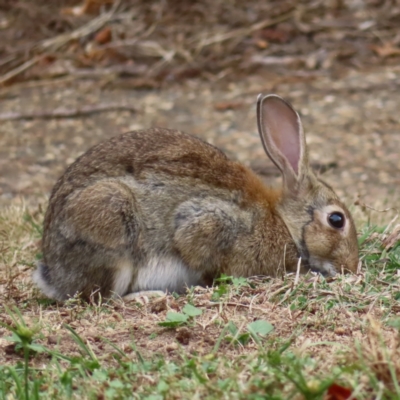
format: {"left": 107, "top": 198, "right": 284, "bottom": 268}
{"left": 60, "top": 371, "right": 73, "bottom": 387}
{"left": 27, "top": 343, "right": 47, "bottom": 353}
{"left": 105, "top": 388, "right": 116, "bottom": 398}
{"left": 237, "top": 333, "right": 251, "bottom": 345}
{"left": 231, "top": 277, "right": 248, "bottom": 287}
{"left": 92, "top": 369, "right": 108, "bottom": 382}
{"left": 157, "top": 380, "right": 169, "bottom": 392}
{"left": 227, "top": 321, "right": 238, "bottom": 336}
{"left": 211, "top": 283, "right": 228, "bottom": 301}
{"left": 387, "top": 318, "right": 400, "bottom": 330}
{"left": 182, "top": 304, "right": 202, "bottom": 317}
{"left": 4, "top": 333, "right": 22, "bottom": 343}
{"left": 224, "top": 322, "right": 251, "bottom": 346}
{"left": 158, "top": 312, "right": 188, "bottom": 328}
{"left": 166, "top": 311, "right": 188, "bottom": 322}
{"left": 110, "top": 380, "right": 124, "bottom": 389}
{"left": 247, "top": 320, "right": 274, "bottom": 337}
{"left": 225, "top": 333, "right": 250, "bottom": 346}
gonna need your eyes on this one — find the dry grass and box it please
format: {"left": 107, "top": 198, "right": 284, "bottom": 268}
{"left": 0, "top": 204, "right": 399, "bottom": 398}
{"left": 352, "top": 318, "right": 400, "bottom": 396}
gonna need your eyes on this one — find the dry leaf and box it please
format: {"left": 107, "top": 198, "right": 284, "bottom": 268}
{"left": 370, "top": 42, "right": 400, "bottom": 58}
{"left": 95, "top": 27, "right": 112, "bottom": 45}
{"left": 38, "top": 55, "right": 57, "bottom": 67}
{"left": 214, "top": 101, "right": 244, "bottom": 111}
{"left": 255, "top": 39, "right": 269, "bottom": 49}
{"left": 259, "top": 27, "right": 291, "bottom": 43}
{"left": 325, "top": 383, "right": 353, "bottom": 400}
{"left": 80, "top": 45, "right": 127, "bottom": 66}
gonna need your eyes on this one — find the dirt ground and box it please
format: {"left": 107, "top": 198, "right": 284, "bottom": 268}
{"left": 1, "top": 67, "right": 399, "bottom": 225}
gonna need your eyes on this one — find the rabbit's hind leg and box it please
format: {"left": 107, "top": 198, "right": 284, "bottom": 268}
{"left": 39, "top": 179, "right": 141, "bottom": 301}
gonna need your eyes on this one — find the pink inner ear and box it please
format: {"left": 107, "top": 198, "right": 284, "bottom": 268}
{"left": 263, "top": 98, "right": 301, "bottom": 174}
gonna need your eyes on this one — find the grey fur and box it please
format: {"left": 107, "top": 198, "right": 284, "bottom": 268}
{"left": 34, "top": 95, "right": 359, "bottom": 301}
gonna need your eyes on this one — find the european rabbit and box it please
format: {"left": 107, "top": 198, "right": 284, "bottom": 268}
{"left": 34, "top": 94, "right": 359, "bottom": 301}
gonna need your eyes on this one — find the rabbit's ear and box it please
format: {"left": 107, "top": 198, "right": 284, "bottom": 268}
{"left": 257, "top": 94, "right": 309, "bottom": 191}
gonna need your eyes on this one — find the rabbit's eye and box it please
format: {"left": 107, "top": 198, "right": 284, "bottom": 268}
{"left": 328, "top": 212, "right": 345, "bottom": 229}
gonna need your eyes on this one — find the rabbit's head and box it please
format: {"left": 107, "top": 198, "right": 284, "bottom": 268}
{"left": 257, "top": 94, "right": 359, "bottom": 276}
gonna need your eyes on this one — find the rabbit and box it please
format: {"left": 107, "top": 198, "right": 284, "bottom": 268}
{"left": 33, "top": 94, "right": 359, "bottom": 301}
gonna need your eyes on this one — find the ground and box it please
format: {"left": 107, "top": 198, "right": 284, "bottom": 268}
{"left": 0, "top": 1, "right": 399, "bottom": 399}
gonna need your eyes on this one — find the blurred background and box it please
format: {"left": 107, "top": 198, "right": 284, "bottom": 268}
{"left": 0, "top": 0, "right": 399, "bottom": 225}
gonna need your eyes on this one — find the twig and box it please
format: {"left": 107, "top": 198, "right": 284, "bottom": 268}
{"left": 355, "top": 199, "right": 399, "bottom": 216}
{"left": 276, "top": 287, "right": 293, "bottom": 307}
{"left": 294, "top": 258, "right": 302, "bottom": 286}
{"left": 39, "top": 0, "right": 121, "bottom": 52}
{"left": 267, "top": 285, "right": 290, "bottom": 301}
{"left": 250, "top": 55, "right": 305, "bottom": 66}
{"left": 357, "top": 260, "right": 363, "bottom": 275}
{"left": 64, "top": 65, "right": 147, "bottom": 77}
{"left": 0, "top": 76, "right": 80, "bottom": 98}
{"left": 0, "top": 54, "right": 17, "bottom": 68}
{"left": 196, "top": 312, "right": 219, "bottom": 330}
{"left": 249, "top": 293, "right": 260, "bottom": 314}
{"left": 205, "top": 301, "right": 268, "bottom": 313}
{"left": 194, "top": 11, "right": 293, "bottom": 50}
{"left": 0, "top": 1, "right": 121, "bottom": 86}
{"left": 0, "top": 57, "right": 43, "bottom": 86}
{"left": 0, "top": 104, "right": 136, "bottom": 121}
{"left": 376, "top": 279, "right": 400, "bottom": 289}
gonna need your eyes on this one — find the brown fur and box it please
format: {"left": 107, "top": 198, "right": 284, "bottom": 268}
{"left": 34, "top": 95, "right": 359, "bottom": 301}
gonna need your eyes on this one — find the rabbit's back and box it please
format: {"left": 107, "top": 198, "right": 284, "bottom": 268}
{"left": 45, "top": 128, "right": 275, "bottom": 235}
{"left": 59, "top": 129, "right": 269, "bottom": 192}
{"left": 40, "top": 129, "right": 279, "bottom": 300}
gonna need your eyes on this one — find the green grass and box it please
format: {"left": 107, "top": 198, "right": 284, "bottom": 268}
{"left": 0, "top": 334, "right": 350, "bottom": 399}
{"left": 0, "top": 206, "right": 400, "bottom": 399}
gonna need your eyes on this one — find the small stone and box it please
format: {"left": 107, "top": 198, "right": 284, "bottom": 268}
{"left": 334, "top": 327, "right": 346, "bottom": 335}
{"left": 47, "top": 335, "right": 58, "bottom": 345}
{"left": 165, "top": 342, "right": 178, "bottom": 352}
{"left": 176, "top": 327, "right": 191, "bottom": 345}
